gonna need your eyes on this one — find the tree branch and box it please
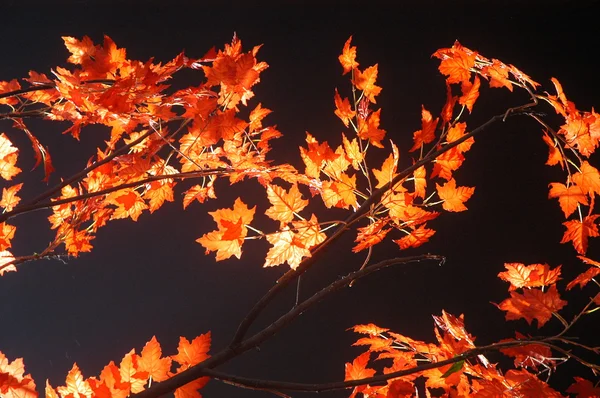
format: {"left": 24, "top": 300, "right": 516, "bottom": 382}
{"left": 132, "top": 254, "right": 444, "bottom": 398}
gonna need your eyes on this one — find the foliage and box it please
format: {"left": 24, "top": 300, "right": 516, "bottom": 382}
{"left": 1, "top": 34, "right": 599, "bottom": 397}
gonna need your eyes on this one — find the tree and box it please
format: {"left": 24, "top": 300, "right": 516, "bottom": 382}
{"left": 1, "top": 30, "right": 599, "bottom": 398}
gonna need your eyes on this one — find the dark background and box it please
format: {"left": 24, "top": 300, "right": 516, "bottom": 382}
{"left": 1, "top": 1, "right": 599, "bottom": 397}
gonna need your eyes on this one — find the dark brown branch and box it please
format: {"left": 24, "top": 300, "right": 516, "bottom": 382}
{"left": 182, "top": 338, "right": 555, "bottom": 393}
{"left": 132, "top": 254, "right": 443, "bottom": 398}
{"left": 0, "top": 79, "right": 115, "bottom": 101}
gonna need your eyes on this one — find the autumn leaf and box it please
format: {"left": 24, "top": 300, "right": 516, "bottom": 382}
{"left": 548, "top": 182, "right": 588, "bottom": 218}
{"left": 409, "top": 106, "right": 439, "bottom": 152}
{"left": 342, "top": 133, "right": 364, "bottom": 170}
{"left": 353, "top": 219, "right": 391, "bottom": 253}
{"left": 542, "top": 132, "right": 565, "bottom": 168}
{"left": 351, "top": 324, "right": 389, "bottom": 336}
{"left": 372, "top": 152, "right": 397, "bottom": 189}
{"left": 459, "top": 75, "right": 480, "bottom": 112}
{"left": 436, "top": 178, "right": 474, "bottom": 212}
{"left": 498, "top": 263, "right": 561, "bottom": 290}
{"left": 265, "top": 184, "right": 308, "bottom": 226}
{"left": 0, "top": 133, "right": 22, "bottom": 180}
{"left": 334, "top": 89, "right": 355, "bottom": 127}
{"left": 413, "top": 166, "right": 427, "bottom": 198}
{"left": 138, "top": 336, "right": 172, "bottom": 382}
{"left": 395, "top": 225, "right": 436, "bottom": 250}
{"left": 0, "top": 250, "right": 16, "bottom": 276}
{"left": 0, "top": 223, "right": 17, "bottom": 251}
{"left": 0, "top": 183, "right": 22, "bottom": 212}
{"left": 264, "top": 229, "right": 312, "bottom": 269}
{"left": 345, "top": 352, "right": 376, "bottom": 386}
{"left": 56, "top": 363, "right": 93, "bottom": 398}
{"left": 561, "top": 214, "right": 600, "bottom": 254}
{"left": 495, "top": 285, "right": 567, "bottom": 328}
{"left": 0, "top": 350, "right": 37, "bottom": 398}
{"left": 353, "top": 65, "right": 382, "bottom": 103}
{"left": 432, "top": 41, "right": 476, "bottom": 84}
{"left": 572, "top": 161, "right": 600, "bottom": 195}
{"left": 197, "top": 198, "right": 255, "bottom": 261}
{"left": 481, "top": 59, "right": 513, "bottom": 91}
{"left": 107, "top": 188, "right": 149, "bottom": 221}
{"left": 339, "top": 36, "right": 359, "bottom": 75}
{"left": 357, "top": 108, "right": 386, "bottom": 148}
{"left": 172, "top": 332, "right": 211, "bottom": 368}
{"left": 248, "top": 103, "right": 272, "bottom": 132}
{"left": 567, "top": 377, "right": 600, "bottom": 397}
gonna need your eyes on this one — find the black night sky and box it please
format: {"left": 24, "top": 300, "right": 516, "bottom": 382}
{"left": 1, "top": 1, "right": 599, "bottom": 397}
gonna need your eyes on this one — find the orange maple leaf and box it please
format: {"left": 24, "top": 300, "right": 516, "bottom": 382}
{"left": 0, "top": 250, "right": 16, "bottom": 276}
{"left": 345, "top": 352, "right": 376, "bottom": 398}
{"left": 265, "top": 184, "right": 308, "bottom": 226}
{"left": 0, "top": 184, "right": 24, "bottom": 212}
{"left": 56, "top": 363, "right": 93, "bottom": 398}
{"left": 342, "top": 133, "right": 364, "bottom": 170}
{"left": 357, "top": 108, "right": 386, "bottom": 148}
{"left": 395, "top": 225, "right": 436, "bottom": 250}
{"left": 353, "top": 219, "right": 391, "bottom": 253}
{"left": 498, "top": 263, "right": 562, "bottom": 290}
{"left": 334, "top": 89, "right": 355, "bottom": 127}
{"left": 138, "top": 336, "right": 172, "bottom": 382}
{"left": 548, "top": 182, "right": 588, "bottom": 218}
{"left": 197, "top": 198, "right": 256, "bottom": 261}
{"left": 482, "top": 59, "right": 513, "bottom": 91}
{"left": 0, "top": 223, "right": 16, "bottom": 251}
{"left": 561, "top": 214, "right": 600, "bottom": 254}
{"left": 353, "top": 65, "right": 382, "bottom": 103}
{"left": 567, "top": 377, "right": 600, "bottom": 397}
{"left": 459, "top": 75, "right": 480, "bottom": 112}
{"left": 436, "top": 179, "right": 474, "bottom": 212}
{"left": 339, "top": 36, "right": 359, "bottom": 75}
{"left": 572, "top": 161, "right": 600, "bottom": 195}
{"left": 107, "top": 189, "right": 149, "bottom": 221}
{"left": 567, "top": 267, "right": 600, "bottom": 290}
{"left": 409, "top": 106, "right": 439, "bottom": 152}
{"left": 542, "top": 132, "right": 565, "bottom": 168}
{"left": 496, "top": 285, "right": 567, "bottom": 328}
{"left": 172, "top": 332, "right": 211, "bottom": 368}
{"left": 432, "top": 41, "right": 476, "bottom": 84}
{"left": 0, "top": 133, "right": 22, "bottom": 181}
{"left": 0, "top": 350, "right": 37, "bottom": 398}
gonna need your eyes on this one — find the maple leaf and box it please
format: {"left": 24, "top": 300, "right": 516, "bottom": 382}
{"left": 0, "top": 350, "right": 37, "bottom": 398}
{"left": 436, "top": 179, "right": 474, "bottom": 212}
{"left": 0, "top": 133, "right": 22, "bottom": 181}
{"left": 413, "top": 166, "right": 427, "bottom": 198}
{"left": 459, "top": 75, "right": 480, "bottom": 112}
{"left": 138, "top": 336, "right": 172, "bottom": 382}
{"left": 445, "top": 122, "right": 474, "bottom": 154}
{"left": 351, "top": 324, "right": 389, "bottom": 336}
{"left": 345, "top": 352, "right": 376, "bottom": 398}
{"left": 264, "top": 229, "right": 312, "bottom": 269}
{"left": 353, "top": 336, "right": 393, "bottom": 352}
{"left": 409, "top": 106, "right": 439, "bottom": 152}
{"left": 357, "top": 108, "right": 386, "bottom": 148}
{"left": 182, "top": 182, "right": 216, "bottom": 209}
{"left": 482, "top": 59, "right": 513, "bottom": 91}
{"left": 0, "top": 223, "right": 17, "bottom": 251}
{"left": 174, "top": 377, "right": 209, "bottom": 398}
{"left": 300, "top": 132, "right": 339, "bottom": 178}
{"left": 372, "top": 143, "right": 399, "bottom": 188}
{"left": 498, "top": 263, "right": 562, "bottom": 291}
{"left": 561, "top": 214, "right": 600, "bottom": 254}
{"left": 197, "top": 198, "right": 255, "bottom": 261}
{"left": 432, "top": 41, "right": 476, "bottom": 84}
{"left": 572, "top": 161, "right": 600, "bottom": 195}
{"left": 12, "top": 119, "right": 55, "bottom": 182}
{"left": 172, "top": 332, "right": 211, "bottom": 368}
{"left": 248, "top": 103, "right": 272, "bottom": 132}
{"left": 265, "top": 184, "right": 308, "bottom": 226}
{"left": 119, "top": 350, "right": 148, "bottom": 394}
{"left": 353, "top": 65, "right": 382, "bottom": 103}
{"left": 353, "top": 219, "right": 391, "bottom": 253}
{"left": 99, "top": 362, "right": 129, "bottom": 398}
{"left": 567, "top": 377, "right": 600, "bottom": 397}
{"left": 339, "top": 36, "right": 359, "bottom": 75}
{"left": 106, "top": 189, "right": 148, "bottom": 221}
{"left": 0, "top": 79, "right": 21, "bottom": 106}
{"left": 500, "top": 337, "right": 554, "bottom": 371}
{"left": 542, "top": 132, "right": 565, "bottom": 168}
{"left": 548, "top": 182, "right": 588, "bottom": 218}
{"left": 395, "top": 225, "right": 436, "bottom": 250}
{"left": 342, "top": 133, "right": 364, "bottom": 170}
{"left": 334, "top": 89, "right": 355, "bottom": 127}
{"left": 567, "top": 267, "right": 600, "bottom": 290}
{"left": 432, "top": 147, "right": 465, "bottom": 180}
{"left": 56, "top": 363, "right": 93, "bottom": 398}
{"left": 495, "top": 285, "right": 567, "bottom": 328}
{"left": 0, "top": 250, "right": 16, "bottom": 276}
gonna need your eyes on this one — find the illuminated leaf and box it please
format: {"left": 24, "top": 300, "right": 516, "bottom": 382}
{"left": 459, "top": 76, "right": 480, "bottom": 112}
{"left": 357, "top": 108, "right": 386, "bottom": 148}
{"left": 0, "top": 133, "right": 21, "bottom": 180}
{"left": 542, "top": 132, "right": 564, "bottom": 168}
{"left": 572, "top": 161, "right": 600, "bottom": 195}
{"left": 395, "top": 225, "right": 436, "bottom": 250}
{"left": 56, "top": 363, "right": 93, "bottom": 398}
{"left": 0, "top": 350, "right": 36, "bottom": 398}
{"left": 339, "top": 36, "right": 359, "bottom": 75}
{"left": 0, "top": 250, "right": 16, "bottom": 276}
{"left": 432, "top": 41, "right": 476, "bottom": 84}
{"left": 172, "top": 332, "right": 211, "bottom": 368}
{"left": 495, "top": 285, "right": 567, "bottom": 328}
{"left": 265, "top": 184, "right": 308, "bottom": 226}
{"left": 138, "top": 336, "right": 172, "bottom": 382}
{"left": 0, "top": 183, "right": 22, "bottom": 212}
{"left": 561, "top": 214, "right": 600, "bottom": 254}
{"left": 436, "top": 179, "right": 474, "bottom": 212}
{"left": 107, "top": 189, "right": 148, "bottom": 221}
{"left": 353, "top": 65, "right": 382, "bottom": 103}
{"left": 548, "top": 183, "right": 588, "bottom": 218}
{"left": 334, "top": 89, "right": 355, "bottom": 127}
{"left": 409, "top": 106, "right": 439, "bottom": 152}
